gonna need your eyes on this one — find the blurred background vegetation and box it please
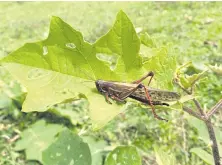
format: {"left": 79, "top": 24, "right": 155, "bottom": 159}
{"left": 0, "top": 2, "right": 221, "bottom": 165}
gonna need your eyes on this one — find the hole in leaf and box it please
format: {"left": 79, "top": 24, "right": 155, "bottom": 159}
{"left": 27, "top": 69, "right": 49, "bottom": 79}
{"left": 96, "top": 53, "right": 118, "bottom": 71}
{"left": 66, "top": 43, "right": 76, "bottom": 49}
{"left": 43, "top": 46, "right": 48, "bottom": 56}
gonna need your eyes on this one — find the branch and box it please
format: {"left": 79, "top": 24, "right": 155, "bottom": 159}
{"left": 207, "top": 99, "right": 222, "bottom": 119}
{"left": 182, "top": 106, "right": 203, "bottom": 120}
{"left": 193, "top": 99, "right": 205, "bottom": 116}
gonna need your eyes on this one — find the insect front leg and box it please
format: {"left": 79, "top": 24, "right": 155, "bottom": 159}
{"left": 104, "top": 87, "right": 126, "bottom": 104}
{"left": 105, "top": 92, "right": 112, "bottom": 104}
{"left": 110, "top": 95, "right": 127, "bottom": 104}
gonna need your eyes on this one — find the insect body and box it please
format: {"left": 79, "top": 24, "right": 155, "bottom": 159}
{"left": 95, "top": 71, "right": 181, "bottom": 121}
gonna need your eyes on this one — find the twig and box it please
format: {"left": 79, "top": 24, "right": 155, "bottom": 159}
{"left": 193, "top": 99, "right": 205, "bottom": 116}
{"left": 207, "top": 99, "right": 222, "bottom": 119}
{"left": 182, "top": 106, "right": 203, "bottom": 120}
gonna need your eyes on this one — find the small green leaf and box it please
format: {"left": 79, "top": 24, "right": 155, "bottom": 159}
{"left": 206, "top": 63, "right": 222, "bottom": 75}
{"left": 185, "top": 71, "right": 207, "bottom": 87}
{"left": 140, "top": 32, "right": 157, "bottom": 48}
{"left": 14, "top": 120, "right": 64, "bottom": 163}
{"left": 175, "top": 62, "right": 207, "bottom": 89}
{"left": 105, "top": 146, "right": 141, "bottom": 165}
{"left": 154, "top": 146, "right": 177, "bottom": 165}
{"left": 190, "top": 148, "right": 214, "bottom": 165}
{"left": 42, "top": 129, "right": 91, "bottom": 165}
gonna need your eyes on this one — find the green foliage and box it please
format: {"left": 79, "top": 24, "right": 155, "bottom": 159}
{"left": 42, "top": 129, "right": 91, "bottom": 165}
{"left": 104, "top": 146, "right": 141, "bottom": 165}
{"left": 1, "top": 2, "right": 222, "bottom": 165}
{"left": 14, "top": 120, "right": 64, "bottom": 163}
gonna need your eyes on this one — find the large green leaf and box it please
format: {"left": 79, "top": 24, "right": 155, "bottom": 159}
{"left": 1, "top": 11, "right": 177, "bottom": 128}
{"left": 42, "top": 129, "right": 91, "bottom": 165}
{"left": 104, "top": 146, "right": 141, "bottom": 165}
{"left": 14, "top": 120, "right": 64, "bottom": 163}
{"left": 0, "top": 15, "right": 124, "bottom": 128}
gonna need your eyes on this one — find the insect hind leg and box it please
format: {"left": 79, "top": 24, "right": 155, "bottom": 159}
{"left": 141, "top": 84, "right": 168, "bottom": 122}
{"left": 132, "top": 71, "right": 154, "bottom": 86}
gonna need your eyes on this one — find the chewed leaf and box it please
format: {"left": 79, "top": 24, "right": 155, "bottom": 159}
{"left": 94, "top": 10, "right": 144, "bottom": 81}
{"left": 0, "top": 16, "right": 118, "bottom": 127}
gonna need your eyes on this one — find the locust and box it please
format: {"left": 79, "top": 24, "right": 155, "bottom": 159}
{"left": 95, "top": 71, "right": 181, "bottom": 122}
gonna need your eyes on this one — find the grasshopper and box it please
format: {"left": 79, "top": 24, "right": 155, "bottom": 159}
{"left": 95, "top": 71, "right": 181, "bottom": 121}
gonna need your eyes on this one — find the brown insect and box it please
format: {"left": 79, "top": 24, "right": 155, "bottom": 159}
{"left": 95, "top": 71, "right": 181, "bottom": 121}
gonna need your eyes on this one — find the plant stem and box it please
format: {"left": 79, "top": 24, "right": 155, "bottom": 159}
{"left": 207, "top": 99, "right": 222, "bottom": 119}
{"left": 205, "top": 120, "right": 221, "bottom": 165}
{"left": 193, "top": 98, "right": 221, "bottom": 165}
{"left": 174, "top": 80, "right": 221, "bottom": 164}
{"left": 182, "top": 106, "right": 202, "bottom": 120}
